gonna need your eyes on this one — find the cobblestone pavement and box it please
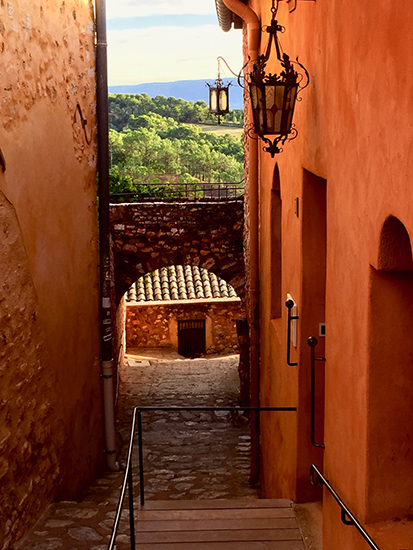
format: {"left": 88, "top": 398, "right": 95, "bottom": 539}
{"left": 17, "top": 350, "right": 258, "bottom": 550}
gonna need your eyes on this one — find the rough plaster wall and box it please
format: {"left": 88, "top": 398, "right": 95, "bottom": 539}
{"left": 110, "top": 201, "right": 245, "bottom": 301}
{"left": 126, "top": 301, "right": 243, "bottom": 355}
{"left": 1, "top": 0, "right": 96, "bottom": 164}
{"left": 0, "top": 192, "right": 60, "bottom": 548}
{"left": 0, "top": 1, "right": 102, "bottom": 546}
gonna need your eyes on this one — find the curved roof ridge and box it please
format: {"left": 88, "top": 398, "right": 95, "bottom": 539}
{"left": 125, "top": 265, "right": 239, "bottom": 303}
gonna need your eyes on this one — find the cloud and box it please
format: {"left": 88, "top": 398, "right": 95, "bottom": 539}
{"left": 107, "top": 14, "right": 217, "bottom": 31}
{"left": 106, "top": 0, "right": 217, "bottom": 19}
{"left": 107, "top": 24, "right": 243, "bottom": 87}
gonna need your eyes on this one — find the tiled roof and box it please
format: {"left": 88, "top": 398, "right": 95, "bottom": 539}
{"left": 126, "top": 265, "right": 238, "bottom": 303}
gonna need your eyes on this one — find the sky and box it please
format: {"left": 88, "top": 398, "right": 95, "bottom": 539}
{"left": 105, "top": 0, "right": 244, "bottom": 86}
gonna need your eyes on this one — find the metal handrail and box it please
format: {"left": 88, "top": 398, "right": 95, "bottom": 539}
{"left": 110, "top": 181, "right": 245, "bottom": 202}
{"left": 285, "top": 299, "right": 299, "bottom": 366}
{"left": 108, "top": 405, "right": 296, "bottom": 550}
{"left": 310, "top": 464, "right": 381, "bottom": 550}
{"left": 307, "top": 337, "right": 325, "bottom": 449}
{"left": 108, "top": 410, "right": 136, "bottom": 550}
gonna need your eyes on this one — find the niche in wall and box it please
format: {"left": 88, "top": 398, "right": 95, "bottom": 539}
{"left": 270, "top": 164, "right": 282, "bottom": 319}
{"left": 367, "top": 215, "right": 413, "bottom": 521}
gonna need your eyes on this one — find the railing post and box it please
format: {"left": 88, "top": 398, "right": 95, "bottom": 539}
{"left": 127, "top": 465, "right": 136, "bottom": 549}
{"left": 137, "top": 409, "right": 145, "bottom": 505}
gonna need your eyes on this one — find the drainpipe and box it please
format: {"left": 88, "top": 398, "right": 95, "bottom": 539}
{"left": 95, "top": 0, "right": 119, "bottom": 472}
{"left": 221, "top": 0, "right": 261, "bottom": 485}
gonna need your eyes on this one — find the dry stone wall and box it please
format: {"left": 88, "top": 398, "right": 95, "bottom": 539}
{"left": 0, "top": 193, "right": 60, "bottom": 549}
{"left": 110, "top": 200, "right": 245, "bottom": 302}
{"left": 126, "top": 299, "right": 244, "bottom": 355}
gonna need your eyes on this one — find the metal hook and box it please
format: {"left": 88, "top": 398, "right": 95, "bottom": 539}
{"left": 74, "top": 103, "right": 92, "bottom": 145}
{"left": 0, "top": 148, "right": 6, "bottom": 172}
{"left": 341, "top": 508, "right": 355, "bottom": 526}
{"left": 310, "top": 464, "right": 322, "bottom": 487}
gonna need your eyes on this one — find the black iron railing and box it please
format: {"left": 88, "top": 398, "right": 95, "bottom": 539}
{"left": 285, "top": 299, "right": 299, "bottom": 366}
{"left": 310, "top": 464, "right": 381, "bottom": 550}
{"left": 307, "top": 337, "right": 326, "bottom": 449}
{"left": 108, "top": 405, "right": 296, "bottom": 550}
{"left": 110, "top": 181, "right": 244, "bottom": 203}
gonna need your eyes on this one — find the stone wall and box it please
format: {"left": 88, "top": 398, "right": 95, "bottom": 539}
{"left": 110, "top": 200, "right": 245, "bottom": 302}
{"left": 126, "top": 299, "right": 244, "bottom": 355}
{"left": 0, "top": 1, "right": 102, "bottom": 547}
{"left": 0, "top": 194, "right": 60, "bottom": 548}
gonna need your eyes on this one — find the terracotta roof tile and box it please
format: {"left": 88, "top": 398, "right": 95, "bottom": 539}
{"left": 126, "top": 265, "right": 238, "bottom": 303}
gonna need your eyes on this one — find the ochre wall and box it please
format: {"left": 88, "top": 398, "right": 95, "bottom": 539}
{"left": 247, "top": 0, "right": 413, "bottom": 548}
{"left": 126, "top": 299, "right": 243, "bottom": 355}
{"left": 0, "top": 1, "right": 103, "bottom": 547}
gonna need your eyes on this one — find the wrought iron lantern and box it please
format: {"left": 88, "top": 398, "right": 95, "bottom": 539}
{"left": 248, "top": 0, "right": 309, "bottom": 156}
{"left": 207, "top": 58, "right": 230, "bottom": 124}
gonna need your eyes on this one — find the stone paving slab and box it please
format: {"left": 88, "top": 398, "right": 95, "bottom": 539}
{"left": 16, "top": 352, "right": 259, "bottom": 550}
{"left": 114, "top": 352, "right": 258, "bottom": 502}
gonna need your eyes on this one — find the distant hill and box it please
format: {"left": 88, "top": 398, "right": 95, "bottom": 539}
{"left": 108, "top": 79, "right": 244, "bottom": 111}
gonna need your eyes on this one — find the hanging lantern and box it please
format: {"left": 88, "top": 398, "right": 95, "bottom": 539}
{"left": 248, "top": 0, "right": 309, "bottom": 156}
{"left": 207, "top": 58, "right": 230, "bottom": 124}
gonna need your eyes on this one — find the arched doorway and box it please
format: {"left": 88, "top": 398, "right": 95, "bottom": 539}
{"left": 367, "top": 215, "right": 413, "bottom": 521}
{"left": 123, "top": 265, "right": 243, "bottom": 357}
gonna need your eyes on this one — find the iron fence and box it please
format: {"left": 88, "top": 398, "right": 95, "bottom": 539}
{"left": 110, "top": 181, "right": 244, "bottom": 203}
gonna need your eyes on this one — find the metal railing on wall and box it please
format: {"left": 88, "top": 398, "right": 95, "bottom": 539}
{"left": 310, "top": 464, "right": 381, "bottom": 550}
{"left": 108, "top": 405, "right": 296, "bottom": 550}
{"left": 110, "top": 181, "right": 244, "bottom": 203}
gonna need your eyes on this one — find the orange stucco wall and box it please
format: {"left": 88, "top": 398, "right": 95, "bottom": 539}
{"left": 0, "top": 1, "right": 102, "bottom": 547}
{"left": 244, "top": 0, "right": 413, "bottom": 548}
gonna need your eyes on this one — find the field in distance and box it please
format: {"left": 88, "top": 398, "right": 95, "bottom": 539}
{"left": 198, "top": 124, "right": 243, "bottom": 138}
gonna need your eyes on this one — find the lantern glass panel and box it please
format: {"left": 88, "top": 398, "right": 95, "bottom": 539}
{"left": 273, "top": 109, "right": 282, "bottom": 133}
{"left": 264, "top": 83, "right": 286, "bottom": 134}
{"left": 265, "top": 86, "right": 275, "bottom": 133}
{"left": 250, "top": 84, "right": 259, "bottom": 109}
{"left": 276, "top": 83, "right": 285, "bottom": 110}
{"left": 281, "top": 85, "right": 297, "bottom": 133}
{"left": 265, "top": 86, "right": 275, "bottom": 109}
{"left": 210, "top": 88, "right": 218, "bottom": 114}
{"left": 219, "top": 89, "right": 228, "bottom": 112}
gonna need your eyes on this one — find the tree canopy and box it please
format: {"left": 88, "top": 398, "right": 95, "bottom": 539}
{"left": 108, "top": 94, "right": 244, "bottom": 200}
{"left": 109, "top": 93, "right": 243, "bottom": 131}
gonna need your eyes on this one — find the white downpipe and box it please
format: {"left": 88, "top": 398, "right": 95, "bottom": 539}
{"left": 221, "top": 0, "right": 261, "bottom": 484}
{"left": 102, "top": 360, "right": 119, "bottom": 471}
{"left": 96, "top": 0, "right": 119, "bottom": 472}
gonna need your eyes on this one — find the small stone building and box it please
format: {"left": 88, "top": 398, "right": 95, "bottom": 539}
{"left": 125, "top": 265, "right": 243, "bottom": 356}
